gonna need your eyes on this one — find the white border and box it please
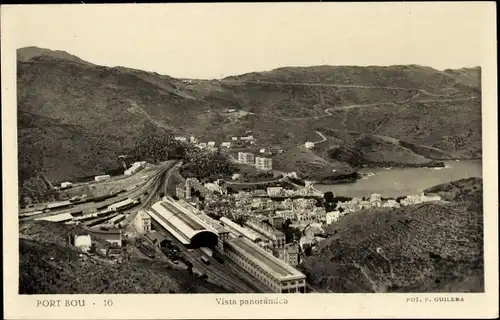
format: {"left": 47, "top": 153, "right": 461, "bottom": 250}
{"left": 2, "top": 3, "right": 498, "bottom": 319}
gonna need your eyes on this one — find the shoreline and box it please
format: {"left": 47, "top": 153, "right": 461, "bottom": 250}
{"left": 312, "top": 159, "right": 482, "bottom": 198}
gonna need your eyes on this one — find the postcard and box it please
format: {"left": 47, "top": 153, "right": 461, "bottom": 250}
{"left": 2, "top": 2, "right": 498, "bottom": 319}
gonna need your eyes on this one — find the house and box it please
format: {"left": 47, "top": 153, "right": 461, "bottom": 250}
{"left": 74, "top": 235, "right": 92, "bottom": 252}
{"left": 240, "top": 135, "right": 255, "bottom": 141}
{"left": 276, "top": 210, "right": 296, "bottom": 222}
{"left": 125, "top": 161, "right": 146, "bottom": 175}
{"left": 174, "top": 136, "right": 187, "bottom": 142}
{"left": 198, "top": 142, "right": 207, "bottom": 149}
{"left": 269, "top": 215, "right": 285, "bottom": 229}
{"left": 255, "top": 157, "right": 272, "bottom": 171}
{"left": 134, "top": 210, "right": 152, "bottom": 234}
{"left": 326, "top": 211, "right": 342, "bottom": 224}
{"left": 304, "top": 142, "right": 315, "bottom": 149}
{"left": 238, "top": 152, "right": 255, "bottom": 164}
{"left": 267, "top": 187, "right": 283, "bottom": 197}
{"left": 60, "top": 182, "right": 73, "bottom": 189}
{"left": 259, "top": 148, "right": 267, "bottom": 153}
{"left": 277, "top": 243, "right": 300, "bottom": 266}
{"left": 94, "top": 175, "right": 111, "bottom": 182}
{"left": 190, "top": 136, "right": 198, "bottom": 144}
{"left": 221, "top": 142, "right": 231, "bottom": 149}
{"left": 207, "top": 141, "right": 216, "bottom": 148}
{"left": 176, "top": 183, "right": 186, "bottom": 199}
{"left": 231, "top": 137, "right": 239, "bottom": 141}
{"left": 422, "top": 194, "right": 442, "bottom": 202}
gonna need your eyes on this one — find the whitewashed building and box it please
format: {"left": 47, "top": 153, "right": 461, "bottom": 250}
{"left": 74, "top": 235, "right": 92, "bottom": 252}
{"left": 326, "top": 211, "right": 343, "bottom": 224}
{"left": 60, "top": 182, "right": 73, "bottom": 188}
{"left": 134, "top": 210, "right": 152, "bottom": 233}
{"left": 94, "top": 175, "right": 110, "bottom": 182}
{"left": 304, "top": 142, "right": 315, "bottom": 149}
{"left": 267, "top": 187, "right": 283, "bottom": 197}
{"left": 238, "top": 152, "right": 255, "bottom": 164}
{"left": 255, "top": 157, "right": 272, "bottom": 171}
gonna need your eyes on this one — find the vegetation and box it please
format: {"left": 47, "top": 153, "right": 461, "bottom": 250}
{"left": 180, "top": 149, "right": 239, "bottom": 182}
{"left": 300, "top": 178, "right": 483, "bottom": 293}
{"left": 235, "top": 164, "right": 280, "bottom": 183}
{"left": 326, "top": 134, "right": 446, "bottom": 168}
{"left": 16, "top": 47, "right": 481, "bottom": 204}
{"left": 424, "top": 177, "right": 483, "bottom": 209}
{"left": 19, "top": 221, "right": 228, "bottom": 294}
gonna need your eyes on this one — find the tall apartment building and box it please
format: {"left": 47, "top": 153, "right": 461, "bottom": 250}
{"left": 238, "top": 152, "right": 255, "bottom": 164}
{"left": 277, "top": 243, "right": 300, "bottom": 267}
{"left": 255, "top": 157, "right": 273, "bottom": 171}
{"left": 176, "top": 183, "right": 186, "bottom": 199}
{"left": 134, "top": 210, "right": 152, "bottom": 234}
{"left": 245, "top": 217, "right": 285, "bottom": 249}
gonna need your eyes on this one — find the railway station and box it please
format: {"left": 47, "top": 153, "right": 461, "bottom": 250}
{"left": 147, "top": 199, "right": 219, "bottom": 248}
{"left": 223, "top": 236, "right": 306, "bottom": 293}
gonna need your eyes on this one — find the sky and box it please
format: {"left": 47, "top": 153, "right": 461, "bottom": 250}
{"left": 2, "top": 3, "right": 493, "bottom": 79}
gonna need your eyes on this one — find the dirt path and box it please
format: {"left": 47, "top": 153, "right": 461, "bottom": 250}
{"left": 311, "top": 131, "right": 327, "bottom": 144}
{"left": 325, "top": 96, "right": 478, "bottom": 113}
{"left": 221, "top": 80, "right": 452, "bottom": 96}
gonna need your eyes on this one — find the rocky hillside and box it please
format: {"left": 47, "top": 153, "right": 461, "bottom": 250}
{"left": 19, "top": 221, "right": 228, "bottom": 294}
{"left": 17, "top": 47, "right": 482, "bottom": 201}
{"left": 17, "top": 46, "right": 94, "bottom": 66}
{"left": 300, "top": 177, "right": 483, "bottom": 293}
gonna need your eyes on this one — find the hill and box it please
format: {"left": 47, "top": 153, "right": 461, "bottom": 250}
{"left": 16, "top": 47, "right": 482, "bottom": 203}
{"left": 19, "top": 221, "right": 228, "bottom": 294}
{"left": 300, "top": 177, "right": 483, "bottom": 293}
{"left": 17, "top": 46, "right": 94, "bottom": 66}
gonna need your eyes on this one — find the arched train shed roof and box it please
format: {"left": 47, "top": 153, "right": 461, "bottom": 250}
{"left": 148, "top": 200, "right": 219, "bottom": 247}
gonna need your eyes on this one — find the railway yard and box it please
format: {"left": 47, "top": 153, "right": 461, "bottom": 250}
{"left": 19, "top": 160, "right": 298, "bottom": 293}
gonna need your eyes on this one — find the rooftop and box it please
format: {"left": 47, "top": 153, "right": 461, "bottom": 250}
{"left": 74, "top": 235, "right": 92, "bottom": 247}
{"left": 226, "top": 236, "right": 305, "bottom": 281}
{"left": 109, "top": 198, "right": 135, "bottom": 208}
{"left": 160, "top": 201, "right": 205, "bottom": 231}
{"left": 35, "top": 212, "right": 73, "bottom": 222}
{"left": 148, "top": 209, "right": 190, "bottom": 245}
{"left": 46, "top": 200, "right": 72, "bottom": 209}
{"left": 148, "top": 200, "right": 218, "bottom": 244}
{"left": 220, "top": 217, "right": 262, "bottom": 242}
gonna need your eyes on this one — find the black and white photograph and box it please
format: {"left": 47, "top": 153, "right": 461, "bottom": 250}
{"left": 2, "top": 2, "right": 498, "bottom": 319}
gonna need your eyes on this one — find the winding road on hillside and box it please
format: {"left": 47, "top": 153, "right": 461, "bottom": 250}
{"left": 324, "top": 95, "right": 478, "bottom": 114}
{"left": 311, "top": 131, "right": 327, "bottom": 145}
{"left": 221, "top": 79, "right": 459, "bottom": 97}
{"left": 219, "top": 80, "right": 479, "bottom": 121}
{"left": 240, "top": 93, "right": 478, "bottom": 122}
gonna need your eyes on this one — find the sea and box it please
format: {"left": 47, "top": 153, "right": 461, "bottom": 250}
{"left": 314, "top": 159, "right": 482, "bottom": 198}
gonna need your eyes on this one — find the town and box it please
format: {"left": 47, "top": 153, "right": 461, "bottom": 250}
{"left": 19, "top": 133, "right": 444, "bottom": 294}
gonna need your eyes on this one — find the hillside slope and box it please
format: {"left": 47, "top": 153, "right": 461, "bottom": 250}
{"left": 16, "top": 47, "right": 482, "bottom": 202}
{"left": 19, "top": 221, "right": 228, "bottom": 294}
{"left": 300, "top": 178, "right": 483, "bottom": 293}
{"left": 17, "top": 46, "right": 94, "bottom": 66}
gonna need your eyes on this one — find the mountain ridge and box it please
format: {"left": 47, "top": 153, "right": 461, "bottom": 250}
{"left": 16, "top": 47, "right": 482, "bottom": 203}
{"left": 300, "top": 177, "right": 483, "bottom": 293}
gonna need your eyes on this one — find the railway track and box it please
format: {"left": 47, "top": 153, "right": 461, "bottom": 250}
{"left": 21, "top": 161, "right": 178, "bottom": 223}
{"left": 150, "top": 219, "right": 257, "bottom": 293}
